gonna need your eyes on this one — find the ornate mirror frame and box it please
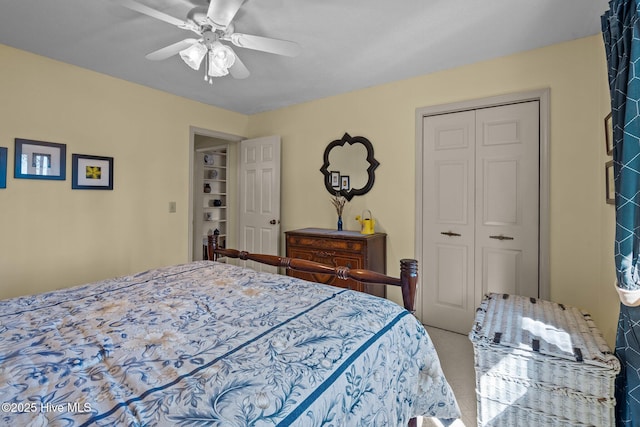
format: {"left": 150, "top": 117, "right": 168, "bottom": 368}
{"left": 320, "top": 133, "right": 380, "bottom": 201}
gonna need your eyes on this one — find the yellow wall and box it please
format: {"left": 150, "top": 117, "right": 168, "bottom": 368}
{"left": 0, "top": 35, "right": 621, "bottom": 345}
{"left": 248, "top": 35, "right": 620, "bottom": 345}
{"left": 0, "top": 44, "right": 248, "bottom": 298}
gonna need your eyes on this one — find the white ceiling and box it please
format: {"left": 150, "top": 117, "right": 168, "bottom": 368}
{"left": 0, "top": 0, "right": 609, "bottom": 115}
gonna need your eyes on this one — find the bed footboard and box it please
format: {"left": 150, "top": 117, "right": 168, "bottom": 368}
{"left": 207, "top": 234, "right": 418, "bottom": 313}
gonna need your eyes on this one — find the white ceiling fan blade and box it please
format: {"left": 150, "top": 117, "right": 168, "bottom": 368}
{"left": 118, "top": 0, "right": 186, "bottom": 27}
{"left": 229, "top": 33, "right": 301, "bottom": 57}
{"left": 145, "top": 39, "right": 199, "bottom": 60}
{"left": 207, "top": 0, "right": 246, "bottom": 29}
{"left": 229, "top": 53, "right": 250, "bottom": 79}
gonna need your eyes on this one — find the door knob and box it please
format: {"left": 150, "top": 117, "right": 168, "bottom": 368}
{"left": 269, "top": 219, "right": 280, "bottom": 225}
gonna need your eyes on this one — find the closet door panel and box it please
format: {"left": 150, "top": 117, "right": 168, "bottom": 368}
{"left": 482, "top": 247, "right": 522, "bottom": 296}
{"left": 475, "top": 101, "right": 540, "bottom": 302}
{"left": 435, "top": 244, "right": 468, "bottom": 308}
{"left": 483, "top": 158, "right": 519, "bottom": 226}
{"left": 422, "top": 110, "right": 476, "bottom": 333}
{"left": 436, "top": 161, "right": 469, "bottom": 224}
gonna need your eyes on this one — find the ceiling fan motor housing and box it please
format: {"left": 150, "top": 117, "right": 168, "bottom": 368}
{"left": 187, "top": 7, "right": 210, "bottom": 27}
{"left": 203, "top": 31, "right": 220, "bottom": 45}
{"left": 187, "top": 6, "right": 230, "bottom": 32}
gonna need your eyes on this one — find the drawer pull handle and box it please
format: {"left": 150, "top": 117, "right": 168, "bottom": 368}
{"left": 441, "top": 231, "right": 461, "bottom": 237}
{"left": 489, "top": 235, "right": 514, "bottom": 241}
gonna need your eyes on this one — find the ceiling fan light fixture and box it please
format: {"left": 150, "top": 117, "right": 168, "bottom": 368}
{"left": 179, "top": 43, "right": 208, "bottom": 70}
{"left": 207, "top": 41, "right": 236, "bottom": 77}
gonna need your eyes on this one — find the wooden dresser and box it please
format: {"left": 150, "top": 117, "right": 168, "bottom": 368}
{"left": 285, "top": 228, "right": 387, "bottom": 298}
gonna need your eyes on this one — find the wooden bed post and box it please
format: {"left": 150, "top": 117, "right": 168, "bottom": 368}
{"left": 400, "top": 259, "right": 418, "bottom": 314}
{"left": 207, "top": 234, "right": 218, "bottom": 261}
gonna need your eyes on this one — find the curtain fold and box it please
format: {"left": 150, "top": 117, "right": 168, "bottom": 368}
{"left": 602, "top": 0, "right": 640, "bottom": 424}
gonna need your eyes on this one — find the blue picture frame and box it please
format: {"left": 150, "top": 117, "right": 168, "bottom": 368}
{"left": 14, "top": 138, "right": 66, "bottom": 180}
{"left": 0, "top": 147, "right": 7, "bottom": 188}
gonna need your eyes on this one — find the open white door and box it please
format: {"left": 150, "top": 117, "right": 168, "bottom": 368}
{"left": 238, "top": 136, "right": 281, "bottom": 273}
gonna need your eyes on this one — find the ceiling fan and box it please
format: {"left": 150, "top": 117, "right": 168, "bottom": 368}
{"left": 118, "top": 0, "right": 301, "bottom": 82}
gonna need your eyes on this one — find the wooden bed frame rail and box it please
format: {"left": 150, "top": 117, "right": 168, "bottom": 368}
{"left": 207, "top": 234, "right": 418, "bottom": 313}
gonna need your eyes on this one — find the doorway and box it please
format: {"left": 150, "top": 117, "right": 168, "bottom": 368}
{"left": 188, "top": 128, "right": 283, "bottom": 265}
{"left": 188, "top": 127, "right": 242, "bottom": 261}
{"left": 415, "top": 90, "right": 550, "bottom": 334}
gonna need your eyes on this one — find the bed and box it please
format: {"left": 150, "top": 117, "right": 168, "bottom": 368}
{"left": 0, "top": 237, "right": 460, "bottom": 426}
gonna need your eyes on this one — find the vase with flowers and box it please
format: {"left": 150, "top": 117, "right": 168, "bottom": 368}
{"left": 330, "top": 192, "right": 347, "bottom": 231}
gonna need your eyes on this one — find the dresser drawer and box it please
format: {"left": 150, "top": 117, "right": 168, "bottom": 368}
{"left": 285, "top": 228, "right": 386, "bottom": 299}
{"left": 286, "top": 235, "right": 364, "bottom": 254}
{"left": 287, "top": 247, "right": 365, "bottom": 291}
{"left": 288, "top": 248, "right": 362, "bottom": 269}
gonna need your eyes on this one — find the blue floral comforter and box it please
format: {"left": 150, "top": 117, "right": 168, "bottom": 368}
{"left": 0, "top": 261, "right": 459, "bottom": 426}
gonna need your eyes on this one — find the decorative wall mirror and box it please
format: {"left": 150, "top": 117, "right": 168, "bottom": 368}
{"left": 320, "top": 133, "right": 379, "bottom": 201}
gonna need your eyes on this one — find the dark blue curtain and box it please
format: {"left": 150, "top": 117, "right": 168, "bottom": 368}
{"left": 602, "top": 1, "right": 640, "bottom": 425}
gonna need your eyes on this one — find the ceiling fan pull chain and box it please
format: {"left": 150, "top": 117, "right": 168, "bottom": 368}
{"left": 204, "top": 52, "right": 208, "bottom": 81}
{"left": 204, "top": 51, "right": 213, "bottom": 84}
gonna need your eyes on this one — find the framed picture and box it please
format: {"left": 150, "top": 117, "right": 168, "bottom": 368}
{"left": 0, "top": 147, "right": 7, "bottom": 189}
{"left": 14, "top": 138, "right": 66, "bottom": 180}
{"left": 72, "top": 154, "right": 114, "bottom": 190}
{"left": 606, "top": 160, "right": 615, "bottom": 205}
{"left": 341, "top": 175, "right": 350, "bottom": 191}
{"left": 330, "top": 171, "right": 340, "bottom": 188}
{"left": 605, "top": 112, "right": 613, "bottom": 155}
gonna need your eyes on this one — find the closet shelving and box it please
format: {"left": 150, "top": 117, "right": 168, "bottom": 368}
{"left": 197, "top": 145, "right": 228, "bottom": 261}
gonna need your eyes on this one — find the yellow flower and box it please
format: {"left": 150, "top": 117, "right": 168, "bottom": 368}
{"left": 85, "top": 166, "right": 101, "bottom": 179}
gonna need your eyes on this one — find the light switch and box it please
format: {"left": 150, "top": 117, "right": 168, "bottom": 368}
{"left": 169, "top": 201, "right": 177, "bottom": 213}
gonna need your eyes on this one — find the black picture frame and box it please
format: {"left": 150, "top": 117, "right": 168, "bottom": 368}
{"left": 341, "top": 175, "right": 350, "bottom": 190}
{"left": 14, "top": 138, "right": 66, "bottom": 180}
{"left": 0, "top": 147, "right": 7, "bottom": 189}
{"left": 606, "top": 160, "right": 615, "bottom": 205}
{"left": 72, "top": 154, "right": 114, "bottom": 190}
{"left": 330, "top": 171, "right": 340, "bottom": 189}
{"left": 605, "top": 112, "right": 613, "bottom": 156}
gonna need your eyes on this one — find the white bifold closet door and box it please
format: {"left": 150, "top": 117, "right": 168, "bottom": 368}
{"left": 421, "top": 101, "right": 540, "bottom": 334}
